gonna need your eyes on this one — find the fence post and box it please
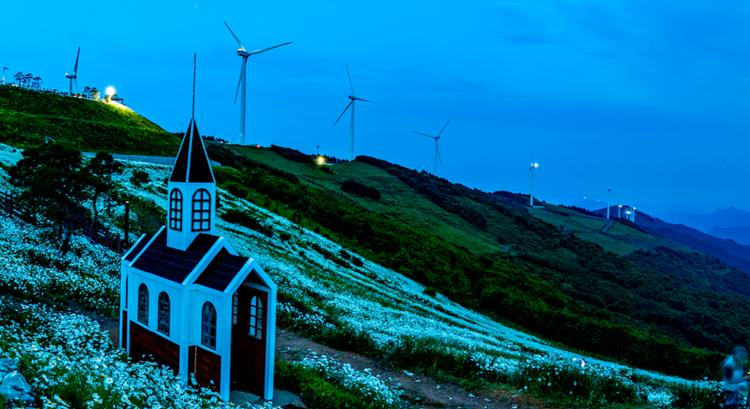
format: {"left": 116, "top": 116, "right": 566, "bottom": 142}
{"left": 124, "top": 201, "right": 130, "bottom": 249}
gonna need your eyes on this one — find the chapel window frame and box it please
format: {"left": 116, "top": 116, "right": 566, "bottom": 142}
{"left": 192, "top": 189, "right": 211, "bottom": 232}
{"left": 201, "top": 302, "right": 217, "bottom": 349}
{"left": 169, "top": 189, "right": 183, "bottom": 231}
{"left": 249, "top": 296, "right": 263, "bottom": 339}
{"left": 157, "top": 292, "right": 170, "bottom": 336}
{"left": 137, "top": 284, "right": 149, "bottom": 325}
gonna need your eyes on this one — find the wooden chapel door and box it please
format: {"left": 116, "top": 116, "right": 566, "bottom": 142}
{"left": 231, "top": 285, "right": 268, "bottom": 396}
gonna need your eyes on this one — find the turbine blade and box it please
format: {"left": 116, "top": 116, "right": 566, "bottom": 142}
{"left": 74, "top": 46, "right": 80, "bottom": 76}
{"left": 346, "top": 63, "right": 354, "bottom": 96}
{"left": 333, "top": 101, "right": 353, "bottom": 126}
{"left": 438, "top": 118, "right": 452, "bottom": 137}
{"left": 224, "top": 21, "right": 246, "bottom": 51}
{"left": 526, "top": 166, "right": 532, "bottom": 179}
{"left": 74, "top": 78, "right": 78, "bottom": 94}
{"left": 355, "top": 97, "right": 375, "bottom": 103}
{"left": 436, "top": 141, "right": 442, "bottom": 164}
{"left": 234, "top": 60, "right": 245, "bottom": 103}
{"left": 411, "top": 131, "right": 435, "bottom": 138}
{"left": 248, "top": 42, "right": 293, "bottom": 56}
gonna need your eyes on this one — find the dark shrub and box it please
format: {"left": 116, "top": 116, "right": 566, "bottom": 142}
{"left": 220, "top": 209, "right": 273, "bottom": 237}
{"left": 270, "top": 145, "right": 312, "bottom": 163}
{"left": 341, "top": 180, "right": 381, "bottom": 200}
{"left": 130, "top": 170, "right": 150, "bottom": 187}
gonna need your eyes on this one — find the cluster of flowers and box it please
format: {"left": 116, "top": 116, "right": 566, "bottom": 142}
{"left": 294, "top": 353, "right": 403, "bottom": 407}
{"left": 0, "top": 215, "right": 120, "bottom": 314}
{"left": 0, "top": 299, "right": 275, "bottom": 409}
{"left": 277, "top": 302, "right": 336, "bottom": 333}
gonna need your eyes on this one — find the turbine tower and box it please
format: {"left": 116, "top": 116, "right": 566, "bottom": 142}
{"left": 606, "top": 188, "right": 611, "bottom": 219}
{"left": 65, "top": 47, "right": 80, "bottom": 95}
{"left": 411, "top": 118, "right": 451, "bottom": 175}
{"left": 224, "top": 21, "right": 292, "bottom": 146}
{"left": 527, "top": 148, "right": 539, "bottom": 207}
{"left": 528, "top": 162, "right": 539, "bottom": 206}
{"left": 2, "top": 67, "right": 8, "bottom": 84}
{"left": 333, "top": 64, "right": 373, "bottom": 160}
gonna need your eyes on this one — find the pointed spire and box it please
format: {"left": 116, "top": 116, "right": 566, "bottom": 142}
{"left": 169, "top": 119, "right": 215, "bottom": 183}
{"left": 169, "top": 54, "right": 214, "bottom": 184}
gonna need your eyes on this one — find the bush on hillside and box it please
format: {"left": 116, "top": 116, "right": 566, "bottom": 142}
{"left": 129, "top": 170, "right": 150, "bottom": 187}
{"left": 270, "top": 145, "right": 312, "bottom": 163}
{"left": 340, "top": 180, "right": 381, "bottom": 200}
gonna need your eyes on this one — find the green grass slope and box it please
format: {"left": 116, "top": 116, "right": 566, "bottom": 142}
{"left": 0, "top": 85, "right": 180, "bottom": 155}
{"left": 2, "top": 87, "right": 747, "bottom": 380}
{"left": 204, "top": 144, "right": 750, "bottom": 379}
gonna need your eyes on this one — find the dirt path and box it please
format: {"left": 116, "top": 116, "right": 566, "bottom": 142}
{"left": 275, "top": 329, "right": 543, "bottom": 409}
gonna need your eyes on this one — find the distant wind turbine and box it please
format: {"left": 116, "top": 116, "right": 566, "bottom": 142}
{"left": 224, "top": 20, "right": 292, "bottom": 146}
{"left": 65, "top": 47, "right": 80, "bottom": 95}
{"left": 2, "top": 67, "right": 8, "bottom": 84}
{"left": 412, "top": 118, "right": 451, "bottom": 175}
{"left": 606, "top": 188, "right": 611, "bottom": 219}
{"left": 527, "top": 150, "right": 539, "bottom": 207}
{"left": 333, "top": 64, "right": 373, "bottom": 160}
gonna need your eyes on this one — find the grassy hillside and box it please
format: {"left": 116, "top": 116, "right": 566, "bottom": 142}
{"left": 3, "top": 88, "right": 749, "bottom": 381}
{"left": 0, "top": 147, "right": 729, "bottom": 408}
{"left": 0, "top": 85, "right": 180, "bottom": 155}
{"left": 200, "top": 144, "right": 750, "bottom": 380}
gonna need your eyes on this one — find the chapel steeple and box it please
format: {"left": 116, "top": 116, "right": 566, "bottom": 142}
{"left": 166, "top": 54, "right": 216, "bottom": 250}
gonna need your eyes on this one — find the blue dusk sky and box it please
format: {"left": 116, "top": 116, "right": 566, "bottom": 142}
{"left": 2, "top": 1, "right": 749, "bottom": 215}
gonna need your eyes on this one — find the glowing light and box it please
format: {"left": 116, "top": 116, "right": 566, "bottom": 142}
{"left": 256, "top": 144, "right": 260, "bottom": 148}
{"left": 317, "top": 156, "right": 325, "bottom": 164}
{"left": 534, "top": 163, "right": 539, "bottom": 168}
{"left": 105, "top": 86, "right": 116, "bottom": 97}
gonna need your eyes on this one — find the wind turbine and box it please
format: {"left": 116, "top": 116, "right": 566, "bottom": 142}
{"left": 65, "top": 47, "right": 80, "bottom": 95}
{"left": 606, "top": 188, "right": 611, "bottom": 219}
{"left": 224, "top": 21, "right": 292, "bottom": 146}
{"left": 333, "top": 64, "right": 373, "bottom": 160}
{"left": 527, "top": 152, "right": 539, "bottom": 207}
{"left": 2, "top": 67, "right": 7, "bottom": 84}
{"left": 412, "top": 118, "right": 451, "bottom": 175}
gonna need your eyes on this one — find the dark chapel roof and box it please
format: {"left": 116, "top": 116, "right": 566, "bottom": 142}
{"left": 131, "top": 229, "right": 219, "bottom": 284}
{"left": 195, "top": 248, "right": 249, "bottom": 292}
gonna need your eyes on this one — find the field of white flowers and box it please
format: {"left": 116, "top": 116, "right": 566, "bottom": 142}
{"left": 0, "top": 142, "right": 727, "bottom": 408}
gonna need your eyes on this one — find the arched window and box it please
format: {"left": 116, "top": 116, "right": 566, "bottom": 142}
{"left": 249, "top": 296, "right": 263, "bottom": 339}
{"left": 192, "top": 189, "right": 211, "bottom": 231}
{"left": 169, "top": 189, "right": 183, "bottom": 231}
{"left": 201, "top": 302, "right": 217, "bottom": 349}
{"left": 137, "top": 284, "right": 149, "bottom": 325}
{"left": 158, "top": 292, "right": 170, "bottom": 336}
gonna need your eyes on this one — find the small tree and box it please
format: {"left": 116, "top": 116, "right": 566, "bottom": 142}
{"left": 23, "top": 73, "right": 32, "bottom": 87}
{"left": 85, "top": 152, "right": 122, "bottom": 226}
{"left": 91, "top": 87, "right": 100, "bottom": 101}
{"left": 82, "top": 86, "right": 92, "bottom": 98}
{"left": 32, "top": 76, "right": 43, "bottom": 90}
{"left": 13, "top": 72, "right": 23, "bottom": 85}
{"left": 8, "top": 144, "right": 90, "bottom": 245}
